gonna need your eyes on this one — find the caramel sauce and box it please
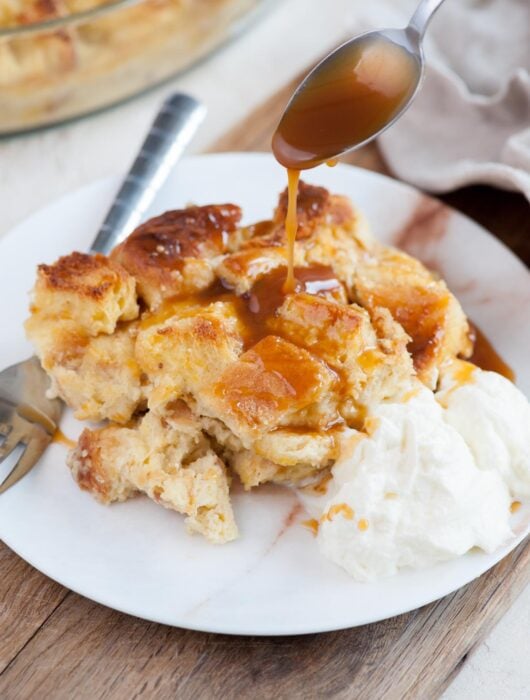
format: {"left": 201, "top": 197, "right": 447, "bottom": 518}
{"left": 310, "top": 471, "right": 333, "bottom": 496}
{"left": 213, "top": 334, "right": 337, "bottom": 423}
{"left": 452, "top": 361, "right": 477, "bottom": 386}
{"left": 244, "top": 220, "right": 276, "bottom": 239}
{"left": 272, "top": 34, "right": 419, "bottom": 297}
{"left": 53, "top": 428, "right": 76, "bottom": 449}
{"left": 302, "top": 518, "right": 319, "bottom": 536}
{"left": 283, "top": 169, "right": 300, "bottom": 293}
{"left": 468, "top": 323, "right": 515, "bottom": 382}
{"left": 363, "top": 416, "right": 380, "bottom": 436}
{"left": 141, "top": 264, "right": 341, "bottom": 351}
{"left": 244, "top": 264, "right": 339, "bottom": 344}
{"left": 322, "top": 503, "right": 355, "bottom": 522}
{"left": 401, "top": 387, "right": 420, "bottom": 403}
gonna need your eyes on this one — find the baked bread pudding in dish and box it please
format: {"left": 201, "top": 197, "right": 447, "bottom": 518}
{"left": 0, "top": 0, "right": 262, "bottom": 133}
{"left": 25, "top": 183, "right": 530, "bottom": 577}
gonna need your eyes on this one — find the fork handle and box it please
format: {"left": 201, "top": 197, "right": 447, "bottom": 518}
{"left": 89, "top": 93, "right": 206, "bottom": 255}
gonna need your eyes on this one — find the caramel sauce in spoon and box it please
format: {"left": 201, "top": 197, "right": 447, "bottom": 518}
{"left": 273, "top": 35, "right": 420, "bottom": 292}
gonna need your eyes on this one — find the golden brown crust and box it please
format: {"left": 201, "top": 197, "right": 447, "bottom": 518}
{"left": 270, "top": 294, "right": 373, "bottom": 395}
{"left": 272, "top": 293, "right": 366, "bottom": 347}
{"left": 353, "top": 246, "right": 471, "bottom": 386}
{"left": 273, "top": 181, "right": 353, "bottom": 239}
{"left": 235, "top": 182, "right": 375, "bottom": 295}
{"left": 72, "top": 425, "right": 138, "bottom": 503}
{"left": 270, "top": 293, "right": 414, "bottom": 420}
{"left": 121, "top": 204, "right": 241, "bottom": 260}
{"left": 26, "top": 251, "right": 139, "bottom": 360}
{"left": 37, "top": 251, "right": 134, "bottom": 301}
{"left": 13, "top": 0, "right": 65, "bottom": 25}
{"left": 111, "top": 204, "right": 242, "bottom": 309}
{"left": 26, "top": 252, "right": 141, "bottom": 422}
{"left": 202, "top": 335, "right": 338, "bottom": 443}
{"left": 236, "top": 182, "right": 362, "bottom": 254}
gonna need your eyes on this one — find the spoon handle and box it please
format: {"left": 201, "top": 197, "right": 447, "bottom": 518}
{"left": 90, "top": 93, "right": 206, "bottom": 255}
{"left": 408, "top": 0, "right": 446, "bottom": 38}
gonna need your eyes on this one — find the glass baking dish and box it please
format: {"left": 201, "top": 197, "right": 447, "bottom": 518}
{"left": 0, "top": 0, "right": 272, "bottom": 135}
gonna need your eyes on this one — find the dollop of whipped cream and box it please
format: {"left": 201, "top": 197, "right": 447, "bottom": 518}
{"left": 299, "top": 364, "right": 530, "bottom": 582}
{"left": 437, "top": 362, "right": 530, "bottom": 499}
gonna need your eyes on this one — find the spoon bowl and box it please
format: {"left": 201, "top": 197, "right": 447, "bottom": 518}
{"left": 272, "top": 0, "right": 445, "bottom": 170}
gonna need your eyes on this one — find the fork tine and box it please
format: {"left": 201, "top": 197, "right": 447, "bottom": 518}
{"left": 0, "top": 399, "right": 14, "bottom": 436}
{"left": 0, "top": 421, "right": 27, "bottom": 461}
{"left": 0, "top": 429, "right": 51, "bottom": 494}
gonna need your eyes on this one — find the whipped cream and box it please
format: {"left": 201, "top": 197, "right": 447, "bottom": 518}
{"left": 437, "top": 361, "right": 530, "bottom": 500}
{"left": 299, "top": 373, "right": 530, "bottom": 582}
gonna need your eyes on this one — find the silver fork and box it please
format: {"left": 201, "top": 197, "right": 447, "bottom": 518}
{"left": 0, "top": 93, "right": 206, "bottom": 494}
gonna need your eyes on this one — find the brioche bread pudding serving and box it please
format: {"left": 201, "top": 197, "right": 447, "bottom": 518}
{"left": 25, "top": 181, "right": 530, "bottom": 581}
{"left": 0, "top": 0, "right": 262, "bottom": 133}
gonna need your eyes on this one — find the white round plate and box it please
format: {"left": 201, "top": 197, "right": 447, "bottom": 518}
{"left": 0, "top": 153, "right": 529, "bottom": 635}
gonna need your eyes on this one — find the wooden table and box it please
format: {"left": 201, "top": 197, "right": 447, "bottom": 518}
{"left": 1, "top": 74, "right": 529, "bottom": 699}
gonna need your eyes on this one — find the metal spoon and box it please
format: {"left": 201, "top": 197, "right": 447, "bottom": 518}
{"left": 272, "top": 0, "right": 446, "bottom": 169}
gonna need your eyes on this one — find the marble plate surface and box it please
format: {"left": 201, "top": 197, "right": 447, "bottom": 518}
{"left": 0, "top": 153, "right": 528, "bottom": 635}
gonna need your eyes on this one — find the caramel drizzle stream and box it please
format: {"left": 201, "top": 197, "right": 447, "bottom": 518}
{"left": 283, "top": 168, "right": 300, "bottom": 293}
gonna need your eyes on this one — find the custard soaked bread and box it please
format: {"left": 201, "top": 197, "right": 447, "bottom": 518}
{"left": 70, "top": 403, "right": 238, "bottom": 544}
{"left": 25, "top": 252, "right": 142, "bottom": 423}
{"left": 352, "top": 245, "right": 471, "bottom": 387}
{"left": 26, "top": 183, "right": 471, "bottom": 543}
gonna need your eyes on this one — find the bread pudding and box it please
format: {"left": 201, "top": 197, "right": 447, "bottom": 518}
{"left": 25, "top": 181, "right": 479, "bottom": 545}
{"left": 0, "top": 0, "right": 261, "bottom": 132}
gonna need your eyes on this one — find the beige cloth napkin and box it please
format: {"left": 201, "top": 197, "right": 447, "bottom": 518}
{"left": 355, "top": 0, "right": 530, "bottom": 200}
